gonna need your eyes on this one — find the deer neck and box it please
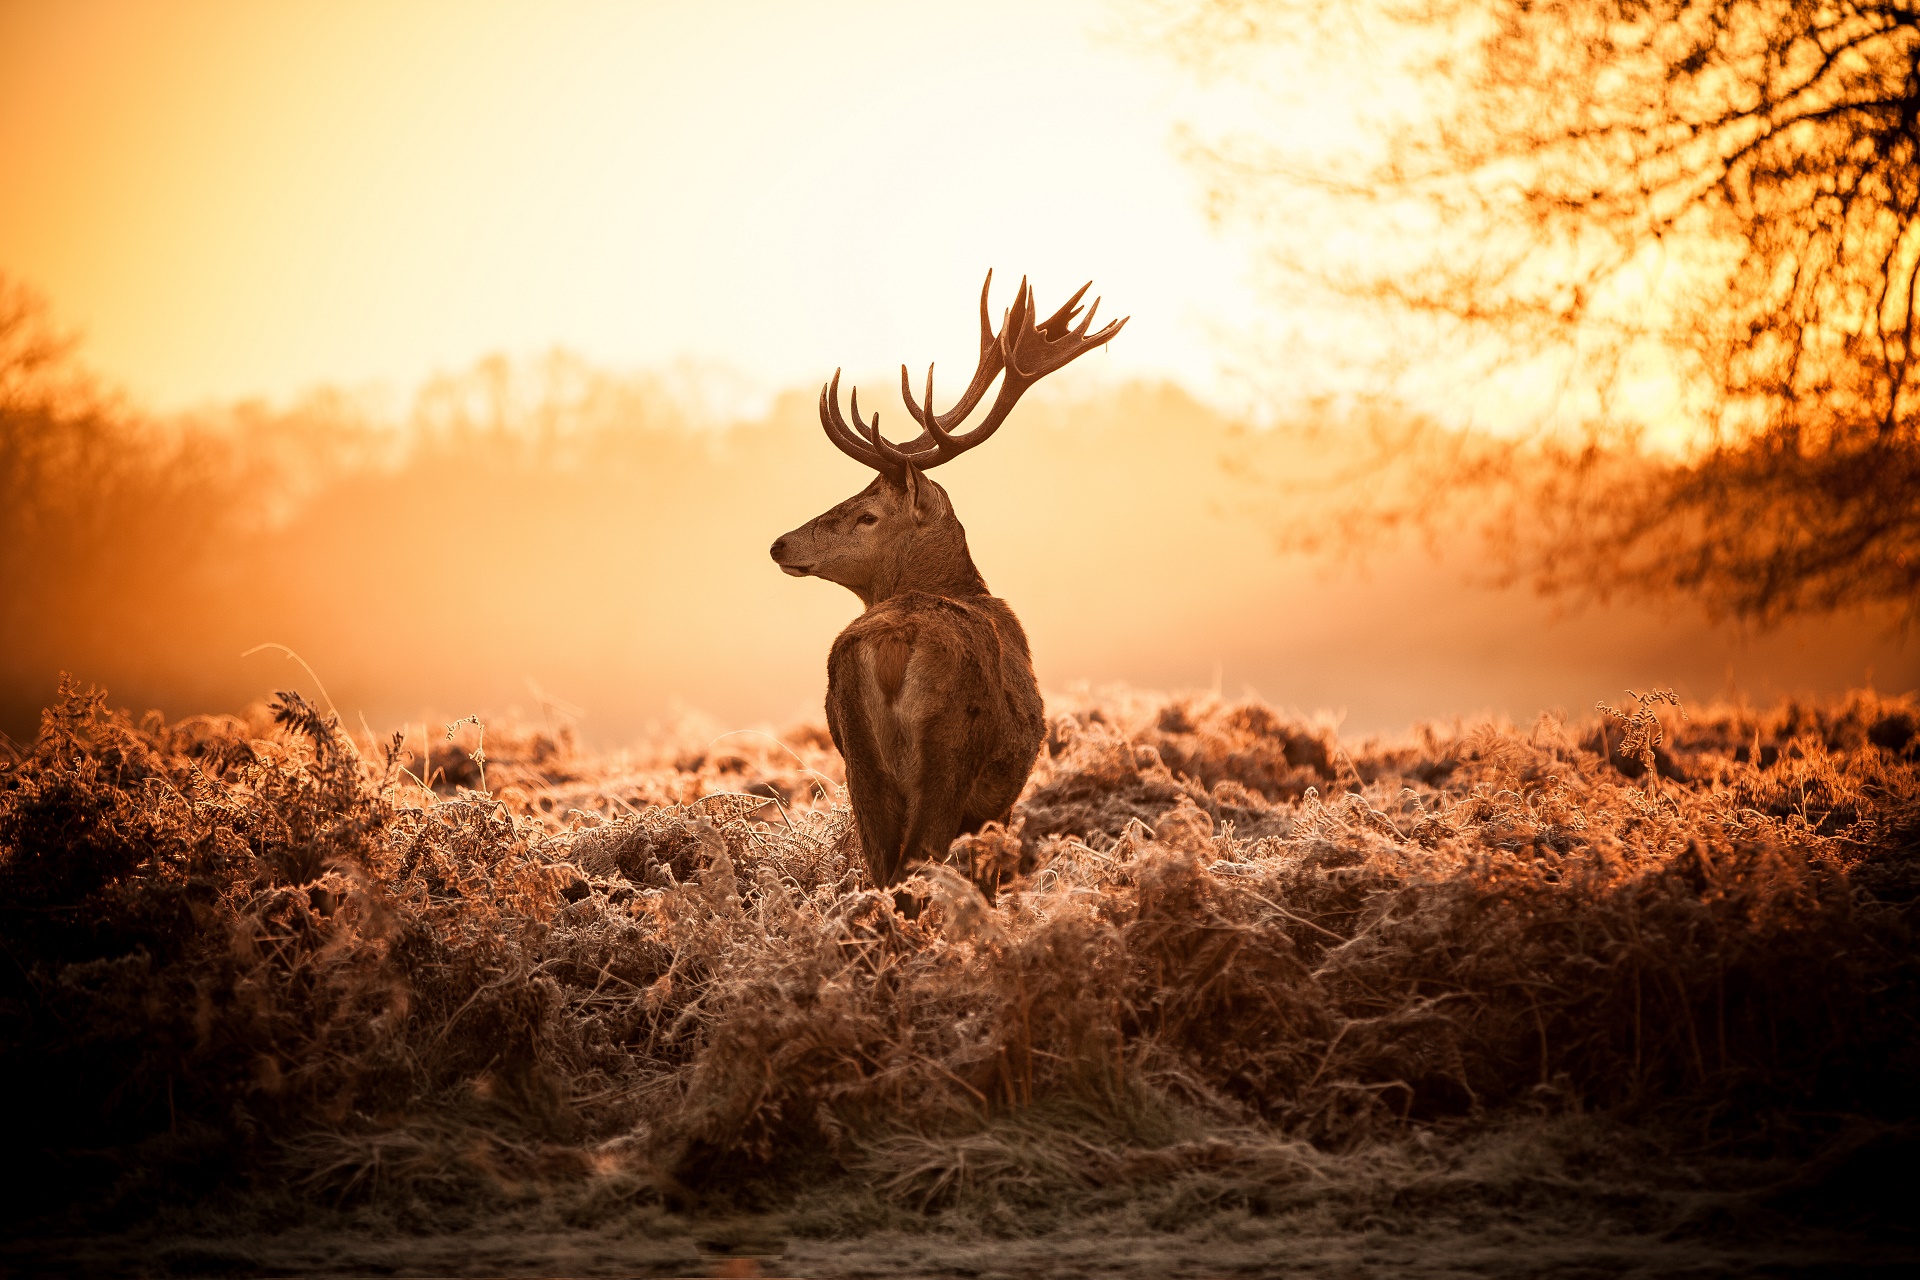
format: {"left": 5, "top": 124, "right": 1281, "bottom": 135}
{"left": 860, "top": 518, "right": 990, "bottom": 607}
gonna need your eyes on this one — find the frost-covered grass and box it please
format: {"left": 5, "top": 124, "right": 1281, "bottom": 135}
{"left": 2, "top": 680, "right": 1916, "bottom": 1274}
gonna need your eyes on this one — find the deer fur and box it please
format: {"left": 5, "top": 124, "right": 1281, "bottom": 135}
{"left": 770, "top": 272, "right": 1123, "bottom": 891}
{"left": 771, "top": 466, "right": 1043, "bottom": 888}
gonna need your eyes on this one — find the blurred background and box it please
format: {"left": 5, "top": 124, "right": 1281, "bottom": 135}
{"left": 3, "top": 0, "right": 1913, "bottom": 745}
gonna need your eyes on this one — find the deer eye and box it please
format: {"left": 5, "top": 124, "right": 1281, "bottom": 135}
{"left": 856, "top": 513, "right": 880, "bottom": 526}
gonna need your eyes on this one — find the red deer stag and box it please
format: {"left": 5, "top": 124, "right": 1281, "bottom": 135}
{"left": 770, "top": 272, "right": 1126, "bottom": 890}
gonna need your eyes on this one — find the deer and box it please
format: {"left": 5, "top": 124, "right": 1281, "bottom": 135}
{"left": 770, "top": 271, "right": 1126, "bottom": 893}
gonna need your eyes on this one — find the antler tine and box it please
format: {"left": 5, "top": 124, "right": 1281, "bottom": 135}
{"left": 1035, "top": 281, "right": 1092, "bottom": 340}
{"left": 898, "top": 362, "right": 932, "bottom": 429}
{"left": 975, "top": 269, "right": 996, "bottom": 356}
{"left": 898, "top": 362, "right": 960, "bottom": 452}
{"left": 920, "top": 363, "right": 957, "bottom": 450}
{"left": 941, "top": 274, "right": 1127, "bottom": 463}
{"left": 894, "top": 269, "right": 1010, "bottom": 448}
{"left": 855, "top": 383, "right": 921, "bottom": 471}
{"left": 921, "top": 275, "right": 1127, "bottom": 465}
{"left": 820, "top": 273, "right": 1127, "bottom": 478}
{"left": 819, "top": 369, "right": 896, "bottom": 473}
{"left": 895, "top": 362, "right": 960, "bottom": 454}
{"left": 1075, "top": 296, "right": 1100, "bottom": 337}
{"left": 1005, "top": 278, "right": 1041, "bottom": 379}
{"left": 847, "top": 385, "right": 881, "bottom": 450}
{"left": 933, "top": 272, "right": 1015, "bottom": 427}
{"left": 819, "top": 370, "right": 864, "bottom": 454}
{"left": 1007, "top": 280, "right": 1127, "bottom": 382}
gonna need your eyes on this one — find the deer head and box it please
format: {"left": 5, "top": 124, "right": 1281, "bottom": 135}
{"left": 770, "top": 271, "right": 1127, "bottom": 606}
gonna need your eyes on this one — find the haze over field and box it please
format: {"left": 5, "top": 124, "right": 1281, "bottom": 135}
{"left": 6, "top": 1, "right": 1910, "bottom": 745}
{"left": 3, "top": 364, "right": 1912, "bottom": 747}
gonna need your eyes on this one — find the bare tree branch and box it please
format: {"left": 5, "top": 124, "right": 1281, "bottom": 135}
{"left": 1166, "top": 0, "right": 1920, "bottom": 621}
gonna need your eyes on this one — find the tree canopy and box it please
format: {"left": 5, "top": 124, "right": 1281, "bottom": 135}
{"left": 1170, "top": 0, "right": 1920, "bottom": 621}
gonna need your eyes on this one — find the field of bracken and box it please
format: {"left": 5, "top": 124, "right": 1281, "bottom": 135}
{"left": 2, "top": 679, "right": 1916, "bottom": 1277}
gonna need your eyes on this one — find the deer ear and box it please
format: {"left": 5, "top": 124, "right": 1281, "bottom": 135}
{"left": 901, "top": 463, "right": 932, "bottom": 522}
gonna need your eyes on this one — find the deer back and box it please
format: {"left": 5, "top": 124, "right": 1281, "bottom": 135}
{"left": 825, "top": 590, "right": 1044, "bottom": 886}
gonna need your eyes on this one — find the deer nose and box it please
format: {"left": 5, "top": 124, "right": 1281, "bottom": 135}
{"left": 770, "top": 537, "right": 788, "bottom": 561}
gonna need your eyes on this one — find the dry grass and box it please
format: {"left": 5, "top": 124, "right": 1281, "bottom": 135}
{"left": 2, "top": 678, "right": 1917, "bottom": 1273}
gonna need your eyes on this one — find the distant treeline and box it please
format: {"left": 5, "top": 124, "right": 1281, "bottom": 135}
{"left": 4, "top": 319, "right": 1914, "bottom": 745}
{"left": 2, "top": 334, "right": 1300, "bottom": 739}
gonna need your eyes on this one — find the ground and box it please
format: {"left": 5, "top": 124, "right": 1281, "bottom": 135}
{"left": 2, "top": 682, "right": 1916, "bottom": 1276}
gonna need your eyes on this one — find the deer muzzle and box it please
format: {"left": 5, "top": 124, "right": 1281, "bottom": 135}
{"left": 770, "top": 536, "right": 814, "bottom": 577}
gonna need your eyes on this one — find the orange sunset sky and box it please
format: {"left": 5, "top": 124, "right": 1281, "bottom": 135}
{"left": 2, "top": 0, "right": 1912, "bottom": 742}
{"left": 1, "top": 0, "right": 1280, "bottom": 414}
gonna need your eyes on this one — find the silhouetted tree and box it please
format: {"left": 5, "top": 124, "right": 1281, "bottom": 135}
{"left": 0, "top": 276, "right": 246, "bottom": 731}
{"left": 1169, "top": 0, "right": 1920, "bottom": 621}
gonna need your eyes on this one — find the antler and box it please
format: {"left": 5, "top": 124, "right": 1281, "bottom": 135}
{"left": 818, "top": 270, "right": 1127, "bottom": 476}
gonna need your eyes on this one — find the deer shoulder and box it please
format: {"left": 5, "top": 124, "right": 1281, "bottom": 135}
{"left": 830, "top": 593, "right": 1033, "bottom": 751}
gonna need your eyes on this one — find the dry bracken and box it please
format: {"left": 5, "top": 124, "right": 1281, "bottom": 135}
{"left": 1, "top": 677, "right": 1916, "bottom": 1251}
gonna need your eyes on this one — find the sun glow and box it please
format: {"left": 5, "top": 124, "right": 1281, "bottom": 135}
{"left": 0, "top": 1, "right": 1908, "bottom": 743}
{"left": 0, "top": 0, "right": 1264, "bottom": 412}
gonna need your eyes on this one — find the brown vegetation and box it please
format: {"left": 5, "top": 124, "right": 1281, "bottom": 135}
{"left": 1170, "top": 0, "right": 1920, "bottom": 622}
{"left": 2, "top": 678, "right": 1915, "bottom": 1271}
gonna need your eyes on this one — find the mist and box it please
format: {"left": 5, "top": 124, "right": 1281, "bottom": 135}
{"left": 4, "top": 358, "right": 1908, "bottom": 746}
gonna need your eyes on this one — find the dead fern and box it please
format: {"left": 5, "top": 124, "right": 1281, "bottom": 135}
{"left": 2, "top": 680, "right": 1915, "bottom": 1234}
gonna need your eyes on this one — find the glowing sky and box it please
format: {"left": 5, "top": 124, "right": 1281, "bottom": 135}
{"left": 0, "top": 0, "right": 1905, "bottom": 733}
{"left": 0, "top": 0, "right": 1272, "bottom": 413}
